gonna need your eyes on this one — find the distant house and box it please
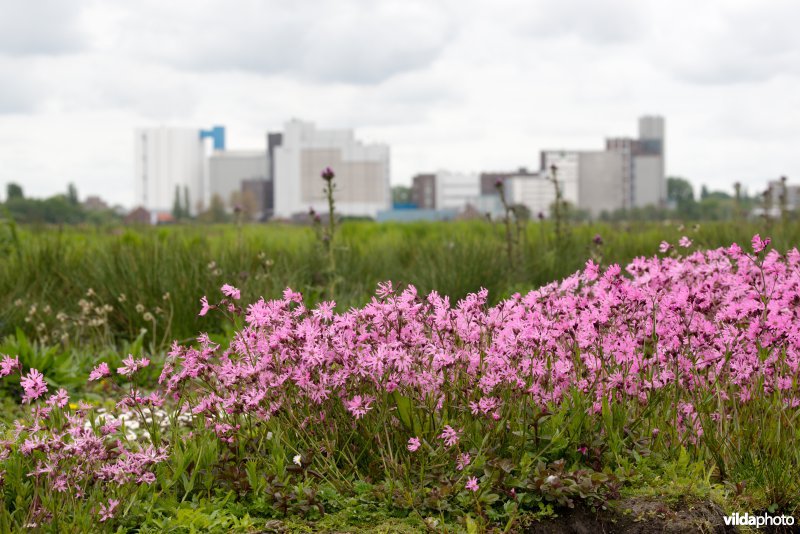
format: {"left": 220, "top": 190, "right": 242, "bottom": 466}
{"left": 124, "top": 206, "right": 151, "bottom": 225}
{"left": 154, "top": 212, "right": 175, "bottom": 225}
{"left": 82, "top": 195, "right": 110, "bottom": 212}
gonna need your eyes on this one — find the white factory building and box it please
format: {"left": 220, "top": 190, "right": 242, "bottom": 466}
{"left": 271, "top": 120, "right": 391, "bottom": 219}
{"left": 134, "top": 125, "right": 226, "bottom": 215}
{"left": 505, "top": 171, "right": 558, "bottom": 218}
{"left": 134, "top": 127, "right": 206, "bottom": 215}
{"left": 134, "top": 121, "right": 389, "bottom": 220}
{"left": 406, "top": 116, "right": 666, "bottom": 220}
{"left": 134, "top": 116, "right": 662, "bottom": 222}
{"left": 434, "top": 171, "right": 481, "bottom": 210}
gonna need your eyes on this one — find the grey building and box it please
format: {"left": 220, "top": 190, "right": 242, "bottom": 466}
{"left": 577, "top": 151, "right": 625, "bottom": 216}
{"left": 542, "top": 116, "right": 666, "bottom": 217}
{"left": 411, "top": 173, "right": 436, "bottom": 209}
{"left": 242, "top": 178, "right": 272, "bottom": 220}
{"left": 208, "top": 150, "right": 268, "bottom": 211}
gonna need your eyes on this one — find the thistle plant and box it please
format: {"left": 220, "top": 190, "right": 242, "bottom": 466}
{"left": 734, "top": 181, "right": 742, "bottom": 220}
{"left": 548, "top": 164, "right": 566, "bottom": 242}
{"left": 762, "top": 188, "right": 773, "bottom": 227}
{"left": 779, "top": 175, "right": 788, "bottom": 223}
{"left": 320, "top": 166, "right": 338, "bottom": 298}
{"left": 494, "top": 178, "right": 526, "bottom": 270}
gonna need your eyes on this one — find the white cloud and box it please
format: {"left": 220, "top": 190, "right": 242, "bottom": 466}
{"left": 0, "top": 0, "right": 86, "bottom": 56}
{"left": 0, "top": 58, "right": 42, "bottom": 113}
{"left": 0, "top": 0, "right": 799, "bottom": 205}
{"left": 104, "top": 0, "right": 454, "bottom": 84}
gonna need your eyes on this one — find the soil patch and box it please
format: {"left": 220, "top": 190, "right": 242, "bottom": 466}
{"left": 525, "top": 496, "right": 739, "bottom": 533}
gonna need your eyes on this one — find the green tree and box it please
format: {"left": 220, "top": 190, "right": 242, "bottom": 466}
{"left": 67, "top": 183, "right": 79, "bottom": 205}
{"left": 172, "top": 185, "right": 183, "bottom": 221}
{"left": 392, "top": 186, "right": 412, "bottom": 206}
{"left": 183, "top": 186, "right": 190, "bottom": 219}
{"left": 197, "top": 194, "right": 228, "bottom": 223}
{"left": 510, "top": 203, "right": 531, "bottom": 221}
{"left": 667, "top": 177, "right": 699, "bottom": 219}
{"left": 667, "top": 177, "right": 694, "bottom": 204}
{"left": 6, "top": 183, "right": 23, "bottom": 200}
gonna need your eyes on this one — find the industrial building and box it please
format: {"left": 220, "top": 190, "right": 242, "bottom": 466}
{"left": 208, "top": 150, "right": 268, "bottom": 216}
{"left": 134, "top": 121, "right": 388, "bottom": 221}
{"left": 134, "top": 126, "right": 225, "bottom": 215}
{"left": 762, "top": 177, "right": 800, "bottom": 217}
{"left": 133, "top": 116, "right": 662, "bottom": 223}
{"left": 405, "top": 116, "right": 665, "bottom": 220}
{"left": 270, "top": 120, "right": 391, "bottom": 219}
{"left": 433, "top": 171, "right": 480, "bottom": 211}
{"left": 541, "top": 115, "right": 666, "bottom": 217}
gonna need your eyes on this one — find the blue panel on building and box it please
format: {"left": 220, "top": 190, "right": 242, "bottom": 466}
{"left": 376, "top": 209, "right": 459, "bottom": 223}
{"left": 200, "top": 126, "right": 226, "bottom": 150}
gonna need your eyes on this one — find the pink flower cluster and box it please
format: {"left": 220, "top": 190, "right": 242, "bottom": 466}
{"left": 2, "top": 235, "right": 797, "bottom": 523}
{"left": 160, "top": 236, "right": 799, "bottom": 447}
{"left": 0, "top": 353, "right": 167, "bottom": 524}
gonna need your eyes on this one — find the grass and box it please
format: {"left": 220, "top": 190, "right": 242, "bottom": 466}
{"left": 3, "top": 219, "right": 799, "bottom": 351}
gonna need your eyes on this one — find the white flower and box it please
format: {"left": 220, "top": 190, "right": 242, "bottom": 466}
{"left": 266, "top": 431, "right": 273, "bottom": 441}
{"left": 292, "top": 454, "right": 302, "bottom": 466}
{"left": 545, "top": 475, "right": 558, "bottom": 484}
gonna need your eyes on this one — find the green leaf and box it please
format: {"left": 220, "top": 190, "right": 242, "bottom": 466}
{"left": 465, "top": 514, "right": 479, "bottom": 534}
{"left": 392, "top": 391, "right": 421, "bottom": 435}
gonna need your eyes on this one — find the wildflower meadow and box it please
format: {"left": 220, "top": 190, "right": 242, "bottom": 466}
{"left": 2, "top": 185, "right": 800, "bottom": 531}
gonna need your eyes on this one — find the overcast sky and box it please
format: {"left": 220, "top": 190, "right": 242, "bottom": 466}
{"left": 1, "top": 0, "right": 798, "bottom": 207}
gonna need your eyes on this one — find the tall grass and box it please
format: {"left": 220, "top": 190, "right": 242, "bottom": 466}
{"left": 3, "top": 220, "right": 799, "bottom": 349}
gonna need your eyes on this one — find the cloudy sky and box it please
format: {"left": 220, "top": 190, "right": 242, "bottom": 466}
{"left": 1, "top": 0, "right": 798, "bottom": 207}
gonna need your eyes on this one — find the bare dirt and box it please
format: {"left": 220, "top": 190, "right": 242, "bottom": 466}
{"left": 524, "top": 496, "right": 743, "bottom": 533}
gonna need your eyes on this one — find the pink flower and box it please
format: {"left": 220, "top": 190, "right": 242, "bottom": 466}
{"left": 221, "top": 284, "right": 241, "bottom": 300}
{"left": 20, "top": 369, "right": 48, "bottom": 403}
{"left": 345, "top": 395, "right": 373, "bottom": 419}
{"left": 678, "top": 236, "right": 692, "bottom": 248}
{"left": 376, "top": 281, "right": 394, "bottom": 298}
{"left": 46, "top": 388, "right": 69, "bottom": 408}
{"left": 117, "top": 355, "right": 149, "bottom": 376}
{"left": 407, "top": 437, "right": 421, "bottom": 452}
{"left": 0, "top": 355, "right": 19, "bottom": 377}
{"left": 89, "top": 362, "right": 111, "bottom": 381}
{"left": 751, "top": 234, "right": 771, "bottom": 253}
{"left": 439, "top": 425, "right": 461, "bottom": 447}
{"left": 465, "top": 477, "right": 479, "bottom": 492}
{"left": 199, "top": 296, "right": 212, "bottom": 316}
{"left": 100, "top": 418, "right": 122, "bottom": 435}
{"left": 137, "top": 472, "right": 156, "bottom": 484}
{"left": 282, "top": 288, "right": 303, "bottom": 303}
{"left": 777, "top": 376, "right": 793, "bottom": 391}
{"left": 313, "top": 301, "right": 336, "bottom": 321}
{"left": 98, "top": 499, "right": 120, "bottom": 522}
{"left": 658, "top": 241, "right": 671, "bottom": 253}
{"left": 456, "top": 453, "right": 471, "bottom": 471}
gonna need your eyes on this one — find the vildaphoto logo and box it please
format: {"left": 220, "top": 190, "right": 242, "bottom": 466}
{"left": 723, "top": 512, "right": 795, "bottom": 528}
